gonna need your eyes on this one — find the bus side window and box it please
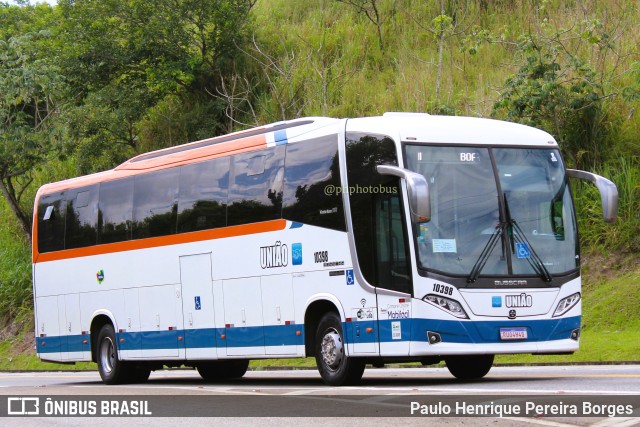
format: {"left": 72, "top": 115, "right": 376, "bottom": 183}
{"left": 38, "top": 192, "right": 67, "bottom": 253}
{"left": 98, "top": 178, "right": 134, "bottom": 244}
{"left": 132, "top": 168, "right": 179, "bottom": 239}
{"left": 346, "top": 133, "right": 411, "bottom": 294}
{"left": 65, "top": 185, "right": 99, "bottom": 249}
{"left": 177, "top": 157, "right": 229, "bottom": 233}
{"left": 228, "top": 146, "right": 285, "bottom": 226}
{"left": 283, "top": 135, "right": 345, "bottom": 231}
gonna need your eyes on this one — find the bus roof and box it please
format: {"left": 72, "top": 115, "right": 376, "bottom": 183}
{"left": 346, "top": 113, "right": 558, "bottom": 147}
{"left": 36, "top": 113, "right": 556, "bottom": 195}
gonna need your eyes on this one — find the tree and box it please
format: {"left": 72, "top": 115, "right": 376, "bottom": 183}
{"left": 492, "top": 2, "right": 637, "bottom": 170}
{"left": 57, "top": 0, "right": 257, "bottom": 171}
{"left": 493, "top": 33, "right": 607, "bottom": 169}
{"left": 337, "top": 0, "right": 391, "bottom": 51}
{"left": 0, "top": 31, "right": 65, "bottom": 240}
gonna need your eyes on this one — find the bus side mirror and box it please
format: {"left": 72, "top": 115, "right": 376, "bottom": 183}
{"left": 376, "top": 165, "right": 430, "bottom": 222}
{"left": 567, "top": 169, "right": 618, "bottom": 223}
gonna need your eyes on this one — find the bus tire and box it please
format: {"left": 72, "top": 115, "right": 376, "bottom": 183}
{"left": 96, "top": 323, "right": 129, "bottom": 385}
{"left": 197, "top": 360, "right": 249, "bottom": 381}
{"left": 129, "top": 366, "right": 151, "bottom": 383}
{"left": 445, "top": 354, "right": 494, "bottom": 380}
{"left": 225, "top": 360, "right": 249, "bottom": 378}
{"left": 315, "top": 312, "right": 365, "bottom": 386}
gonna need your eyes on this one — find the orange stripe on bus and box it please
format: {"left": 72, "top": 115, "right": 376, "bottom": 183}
{"left": 126, "top": 126, "right": 267, "bottom": 164}
{"left": 36, "top": 134, "right": 269, "bottom": 194}
{"left": 117, "top": 134, "right": 268, "bottom": 171}
{"left": 34, "top": 219, "right": 287, "bottom": 264}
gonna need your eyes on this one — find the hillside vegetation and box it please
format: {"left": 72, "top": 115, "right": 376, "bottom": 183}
{"left": 0, "top": 0, "right": 638, "bottom": 365}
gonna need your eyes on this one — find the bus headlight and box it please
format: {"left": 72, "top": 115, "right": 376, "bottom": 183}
{"left": 553, "top": 292, "right": 581, "bottom": 317}
{"left": 423, "top": 294, "right": 469, "bottom": 319}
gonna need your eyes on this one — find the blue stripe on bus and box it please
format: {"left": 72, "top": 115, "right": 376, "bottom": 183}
{"left": 37, "top": 324, "right": 304, "bottom": 354}
{"left": 274, "top": 130, "right": 288, "bottom": 145}
{"left": 35, "top": 316, "right": 580, "bottom": 354}
{"left": 381, "top": 316, "right": 580, "bottom": 344}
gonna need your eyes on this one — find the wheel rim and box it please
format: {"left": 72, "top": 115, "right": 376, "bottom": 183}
{"left": 320, "top": 328, "right": 343, "bottom": 369}
{"left": 99, "top": 336, "right": 116, "bottom": 375}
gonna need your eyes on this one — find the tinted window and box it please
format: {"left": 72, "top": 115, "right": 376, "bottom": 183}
{"left": 177, "top": 157, "right": 229, "bottom": 233}
{"left": 133, "top": 168, "right": 179, "bottom": 239}
{"left": 228, "top": 146, "right": 285, "bottom": 226}
{"left": 37, "top": 192, "right": 66, "bottom": 253}
{"left": 346, "top": 133, "right": 411, "bottom": 294}
{"left": 65, "top": 185, "right": 99, "bottom": 249}
{"left": 98, "top": 178, "right": 133, "bottom": 244}
{"left": 283, "top": 136, "right": 345, "bottom": 231}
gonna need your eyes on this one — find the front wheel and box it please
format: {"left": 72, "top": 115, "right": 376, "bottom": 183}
{"left": 445, "top": 354, "right": 494, "bottom": 380}
{"left": 315, "top": 312, "right": 365, "bottom": 386}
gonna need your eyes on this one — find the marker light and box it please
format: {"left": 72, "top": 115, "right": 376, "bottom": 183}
{"left": 553, "top": 292, "right": 581, "bottom": 317}
{"left": 422, "top": 294, "right": 469, "bottom": 319}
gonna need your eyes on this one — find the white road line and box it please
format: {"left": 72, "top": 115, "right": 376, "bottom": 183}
{"left": 282, "top": 390, "right": 326, "bottom": 395}
{"left": 592, "top": 418, "right": 640, "bottom": 427}
{"left": 501, "top": 417, "right": 581, "bottom": 427}
{"left": 343, "top": 386, "right": 640, "bottom": 395}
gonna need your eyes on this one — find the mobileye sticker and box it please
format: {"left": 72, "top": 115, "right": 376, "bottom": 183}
{"left": 292, "top": 243, "right": 303, "bottom": 265}
{"left": 492, "top": 296, "right": 502, "bottom": 307}
{"left": 418, "top": 223, "right": 428, "bottom": 243}
{"left": 96, "top": 270, "right": 105, "bottom": 284}
{"left": 516, "top": 242, "right": 531, "bottom": 259}
{"left": 346, "top": 269, "right": 355, "bottom": 285}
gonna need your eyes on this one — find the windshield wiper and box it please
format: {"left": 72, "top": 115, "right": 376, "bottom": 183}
{"left": 467, "top": 193, "right": 553, "bottom": 283}
{"left": 467, "top": 222, "right": 505, "bottom": 283}
{"left": 503, "top": 193, "right": 552, "bottom": 283}
{"left": 509, "top": 219, "right": 553, "bottom": 282}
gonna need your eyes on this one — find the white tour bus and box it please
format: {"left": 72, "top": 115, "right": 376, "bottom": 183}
{"left": 32, "top": 113, "right": 617, "bottom": 385}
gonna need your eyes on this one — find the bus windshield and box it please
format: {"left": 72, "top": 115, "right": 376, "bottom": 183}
{"left": 405, "top": 145, "right": 578, "bottom": 279}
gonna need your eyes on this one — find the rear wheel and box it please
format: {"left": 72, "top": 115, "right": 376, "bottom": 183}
{"left": 96, "top": 324, "right": 128, "bottom": 384}
{"left": 197, "top": 360, "right": 249, "bottom": 381}
{"left": 96, "top": 324, "right": 151, "bottom": 384}
{"left": 445, "top": 354, "right": 494, "bottom": 380}
{"left": 315, "top": 312, "right": 365, "bottom": 386}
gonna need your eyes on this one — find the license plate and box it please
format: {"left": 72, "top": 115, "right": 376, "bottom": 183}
{"left": 500, "top": 327, "right": 528, "bottom": 340}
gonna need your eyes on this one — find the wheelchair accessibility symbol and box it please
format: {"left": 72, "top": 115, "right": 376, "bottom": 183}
{"left": 346, "top": 269, "right": 355, "bottom": 285}
{"left": 516, "top": 242, "right": 531, "bottom": 259}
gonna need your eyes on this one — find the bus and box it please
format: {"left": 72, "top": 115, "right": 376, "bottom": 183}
{"left": 32, "top": 113, "right": 617, "bottom": 385}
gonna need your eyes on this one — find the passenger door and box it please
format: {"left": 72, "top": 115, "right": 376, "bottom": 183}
{"left": 375, "top": 194, "right": 412, "bottom": 356}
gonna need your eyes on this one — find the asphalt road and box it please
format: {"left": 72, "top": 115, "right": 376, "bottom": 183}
{"left": 0, "top": 365, "right": 638, "bottom": 426}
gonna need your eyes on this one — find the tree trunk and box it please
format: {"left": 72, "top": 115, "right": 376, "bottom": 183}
{"left": 0, "top": 178, "right": 32, "bottom": 242}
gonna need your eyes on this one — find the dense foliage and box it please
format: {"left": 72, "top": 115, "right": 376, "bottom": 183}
{"left": 0, "top": 0, "right": 638, "bottom": 315}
